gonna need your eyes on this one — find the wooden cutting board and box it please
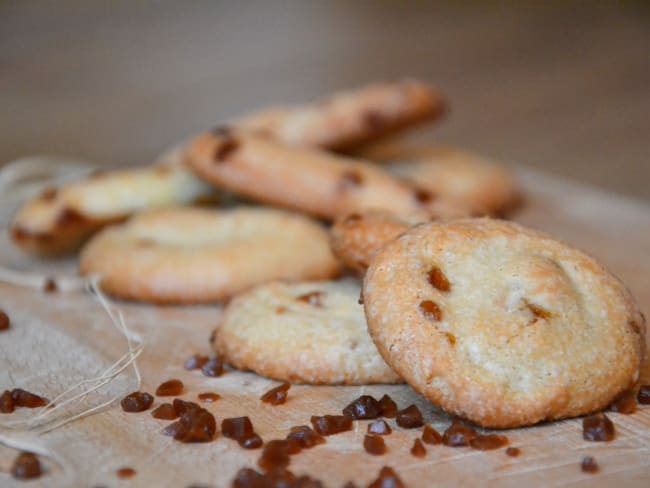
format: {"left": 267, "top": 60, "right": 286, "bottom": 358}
{"left": 0, "top": 167, "right": 649, "bottom": 487}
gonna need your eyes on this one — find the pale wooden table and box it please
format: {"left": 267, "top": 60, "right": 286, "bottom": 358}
{"left": 1, "top": 1, "right": 648, "bottom": 200}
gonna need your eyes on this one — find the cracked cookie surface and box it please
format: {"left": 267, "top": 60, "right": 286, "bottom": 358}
{"left": 363, "top": 218, "right": 645, "bottom": 427}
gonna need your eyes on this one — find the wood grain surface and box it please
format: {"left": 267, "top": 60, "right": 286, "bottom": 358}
{"left": 1, "top": 1, "right": 649, "bottom": 200}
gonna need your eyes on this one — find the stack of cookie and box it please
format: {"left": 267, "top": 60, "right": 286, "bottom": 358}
{"left": 8, "top": 80, "right": 645, "bottom": 428}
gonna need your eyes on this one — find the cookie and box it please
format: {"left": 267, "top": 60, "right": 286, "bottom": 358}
{"left": 9, "top": 147, "right": 217, "bottom": 256}
{"left": 79, "top": 207, "right": 340, "bottom": 304}
{"left": 330, "top": 211, "right": 414, "bottom": 273}
{"left": 187, "top": 128, "right": 473, "bottom": 221}
{"left": 236, "top": 79, "right": 445, "bottom": 151}
{"left": 363, "top": 218, "right": 645, "bottom": 428}
{"left": 214, "top": 279, "right": 401, "bottom": 384}
{"left": 357, "top": 143, "right": 520, "bottom": 215}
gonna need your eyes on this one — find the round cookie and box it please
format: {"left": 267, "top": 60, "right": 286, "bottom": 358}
{"left": 236, "top": 79, "right": 445, "bottom": 151}
{"left": 363, "top": 218, "right": 646, "bottom": 428}
{"left": 10, "top": 147, "right": 217, "bottom": 256}
{"left": 357, "top": 143, "right": 520, "bottom": 215}
{"left": 187, "top": 128, "right": 474, "bottom": 221}
{"left": 330, "top": 211, "right": 414, "bottom": 273}
{"left": 214, "top": 279, "right": 401, "bottom": 384}
{"left": 79, "top": 207, "right": 340, "bottom": 304}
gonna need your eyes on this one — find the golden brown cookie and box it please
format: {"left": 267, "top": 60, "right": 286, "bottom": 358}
{"left": 363, "top": 218, "right": 646, "bottom": 428}
{"left": 357, "top": 143, "right": 520, "bottom": 215}
{"left": 79, "top": 207, "right": 340, "bottom": 304}
{"left": 187, "top": 129, "right": 473, "bottom": 221}
{"left": 330, "top": 211, "right": 414, "bottom": 273}
{"left": 214, "top": 279, "right": 401, "bottom": 384}
{"left": 236, "top": 79, "right": 445, "bottom": 151}
{"left": 9, "top": 147, "right": 217, "bottom": 256}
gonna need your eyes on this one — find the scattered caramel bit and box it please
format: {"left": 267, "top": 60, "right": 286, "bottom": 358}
{"left": 286, "top": 425, "right": 325, "bottom": 449}
{"left": 0, "top": 309, "right": 10, "bottom": 331}
{"left": 232, "top": 467, "right": 323, "bottom": 488}
{"left": 222, "top": 416, "right": 254, "bottom": 440}
{"left": 340, "top": 169, "right": 363, "bottom": 189}
{"left": 368, "top": 466, "right": 405, "bottom": 488}
{"left": 296, "top": 291, "right": 324, "bottom": 307}
{"left": 443, "top": 421, "right": 477, "bottom": 447}
{"left": 260, "top": 382, "right": 290, "bottom": 405}
{"left": 284, "top": 437, "right": 302, "bottom": 455}
{"left": 470, "top": 434, "right": 509, "bottom": 450}
{"left": 396, "top": 404, "right": 423, "bottom": 429}
{"left": 155, "top": 379, "right": 184, "bottom": 397}
{"left": 343, "top": 395, "right": 382, "bottom": 420}
{"left": 358, "top": 292, "right": 364, "bottom": 305}
{"left": 411, "top": 438, "right": 427, "bottom": 458}
{"left": 258, "top": 440, "right": 291, "bottom": 471}
{"left": 378, "top": 394, "right": 397, "bottom": 418}
{"left": 11, "top": 452, "right": 42, "bottom": 480}
{"left": 428, "top": 266, "right": 451, "bottom": 292}
{"left": 583, "top": 413, "right": 615, "bottom": 442}
{"left": 276, "top": 306, "right": 287, "bottom": 314}
{"left": 202, "top": 356, "right": 224, "bottom": 377}
{"left": 526, "top": 302, "right": 551, "bottom": 320}
{"left": 419, "top": 300, "right": 443, "bottom": 321}
{"left": 151, "top": 403, "right": 178, "bottom": 420}
{"left": 214, "top": 138, "right": 240, "bottom": 161}
{"left": 368, "top": 419, "right": 392, "bottom": 436}
{"left": 364, "top": 435, "right": 387, "bottom": 455}
{"left": 12, "top": 388, "right": 49, "bottom": 408}
{"left": 116, "top": 467, "right": 136, "bottom": 479}
{"left": 241, "top": 434, "right": 264, "bottom": 449}
{"left": 172, "top": 398, "right": 197, "bottom": 415}
{"left": 120, "top": 391, "right": 154, "bottom": 413}
{"left": 232, "top": 467, "right": 262, "bottom": 487}
{"left": 1, "top": 390, "right": 15, "bottom": 413}
{"left": 184, "top": 354, "right": 209, "bottom": 370}
{"left": 163, "top": 402, "right": 216, "bottom": 443}
{"left": 581, "top": 456, "right": 599, "bottom": 474}
{"left": 222, "top": 416, "right": 263, "bottom": 449}
{"left": 609, "top": 390, "right": 637, "bottom": 414}
{"left": 43, "top": 278, "right": 58, "bottom": 293}
{"left": 198, "top": 392, "right": 221, "bottom": 403}
{"left": 638, "top": 385, "right": 650, "bottom": 404}
{"left": 505, "top": 446, "right": 521, "bottom": 457}
{"left": 162, "top": 420, "right": 185, "bottom": 437}
{"left": 414, "top": 188, "right": 434, "bottom": 204}
{"left": 422, "top": 424, "right": 442, "bottom": 444}
{"left": 310, "top": 414, "right": 353, "bottom": 436}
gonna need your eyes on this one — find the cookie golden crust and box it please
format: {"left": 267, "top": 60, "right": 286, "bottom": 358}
{"left": 357, "top": 143, "right": 520, "bottom": 216}
{"left": 330, "top": 211, "right": 413, "bottom": 273}
{"left": 236, "top": 79, "right": 445, "bottom": 151}
{"left": 9, "top": 148, "right": 216, "bottom": 256}
{"left": 214, "top": 279, "right": 402, "bottom": 385}
{"left": 187, "top": 129, "right": 472, "bottom": 221}
{"left": 363, "top": 218, "right": 646, "bottom": 428}
{"left": 79, "top": 207, "right": 340, "bottom": 304}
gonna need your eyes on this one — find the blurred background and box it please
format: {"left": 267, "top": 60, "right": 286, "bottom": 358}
{"left": 1, "top": 1, "right": 648, "bottom": 200}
